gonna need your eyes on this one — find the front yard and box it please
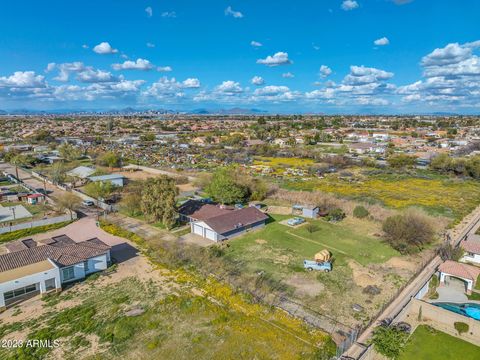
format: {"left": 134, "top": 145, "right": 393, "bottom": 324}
{"left": 399, "top": 325, "right": 480, "bottom": 360}
{"left": 0, "top": 221, "right": 335, "bottom": 360}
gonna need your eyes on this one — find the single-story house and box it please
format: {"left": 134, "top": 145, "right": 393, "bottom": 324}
{"left": 178, "top": 199, "right": 233, "bottom": 223}
{"left": 460, "top": 234, "right": 480, "bottom": 265}
{"left": 88, "top": 174, "right": 126, "bottom": 187}
{"left": 26, "top": 193, "right": 45, "bottom": 205}
{"left": 67, "top": 166, "right": 96, "bottom": 179}
{"left": 0, "top": 235, "right": 111, "bottom": 310}
{"left": 438, "top": 260, "right": 480, "bottom": 294}
{"left": 190, "top": 206, "right": 268, "bottom": 242}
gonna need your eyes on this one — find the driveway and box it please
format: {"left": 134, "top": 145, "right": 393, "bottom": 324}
{"left": 30, "top": 217, "right": 126, "bottom": 246}
{"left": 178, "top": 233, "right": 214, "bottom": 247}
{"left": 434, "top": 278, "right": 468, "bottom": 303}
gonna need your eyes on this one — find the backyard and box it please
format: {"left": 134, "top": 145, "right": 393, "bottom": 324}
{"left": 224, "top": 214, "right": 419, "bottom": 327}
{"left": 399, "top": 325, "right": 480, "bottom": 360}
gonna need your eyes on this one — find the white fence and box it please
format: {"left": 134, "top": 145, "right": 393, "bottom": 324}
{"left": 0, "top": 213, "right": 76, "bottom": 234}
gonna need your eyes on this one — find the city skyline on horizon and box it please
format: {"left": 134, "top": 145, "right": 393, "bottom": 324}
{"left": 1, "top": 1, "right": 479, "bottom": 114}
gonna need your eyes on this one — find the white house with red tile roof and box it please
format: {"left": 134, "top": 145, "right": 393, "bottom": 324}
{"left": 438, "top": 260, "right": 480, "bottom": 294}
{"left": 460, "top": 234, "right": 480, "bottom": 265}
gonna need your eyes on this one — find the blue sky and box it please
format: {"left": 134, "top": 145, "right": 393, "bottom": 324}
{"left": 0, "top": 0, "right": 479, "bottom": 113}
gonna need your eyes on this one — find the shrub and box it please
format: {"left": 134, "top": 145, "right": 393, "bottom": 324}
{"left": 305, "top": 223, "right": 320, "bottom": 233}
{"left": 454, "top": 322, "right": 469, "bottom": 335}
{"left": 437, "top": 243, "right": 464, "bottom": 261}
{"left": 371, "top": 324, "right": 409, "bottom": 359}
{"left": 353, "top": 205, "right": 369, "bottom": 219}
{"left": 382, "top": 208, "right": 435, "bottom": 253}
{"left": 326, "top": 208, "right": 346, "bottom": 222}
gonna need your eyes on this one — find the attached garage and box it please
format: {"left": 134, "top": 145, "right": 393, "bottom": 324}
{"left": 189, "top": 207, "right": 268, "bottom": 243}
{"left": 193, "top": 224, "right": 204, "bottom": 236}
{"left": 205, "top": 228, "right": 216, "bottom": 241}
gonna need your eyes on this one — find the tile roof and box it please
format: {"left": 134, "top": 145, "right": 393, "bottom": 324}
{"left": 462, "top": 234, "right": 480, "bottom": 255}
{"left": 439, "top": 260, "right": 480, "bottom": 281}
{"left": 203, "top": 206, "right": 268, "bottom": 235}
{"left": 0, "top": 236, "right": 110, "bottom": 273}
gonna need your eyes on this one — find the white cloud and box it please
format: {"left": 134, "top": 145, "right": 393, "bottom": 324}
{"left": 216, "top": 80, "right": 243, "bottom": 94}
{"left": 257, "top": 52, "right": 292, "bottom": 66}
{"left": 145, "top": 6, "right": 153, "bottom": 17}
{"left": 157, "top": 66, "right": 173, "bottom": 72}
{"left": 225, "top": 6, "right": 243, "bottom": 18}
{"left": 0, "top": 71, "right": 46, "bottom": 88}
{"left": 252, "top": 85, "right": 299, "bottom": 101}
{"left": 52, "top": 62, "right": 85, "bottom": 81}
{"left": 77, "top": 68, "right": 118, "bottom": 83}
{"left": 343, "top": 65, "right": 394, "bottom": 85}
{"left": 112, "top": 58, "right": 155, "bottom": 71}
{"left": 341, "top": 0, "right": 359, "bottom": 11}
{"left": 251, "top": 76, "right": 265, "bottom": 85}
{"left": 319, "top": 65, "right": 332, "bottom": 77}
{"left": 45, "top": 63, "right": 56, "bottom": 73}
{"left": 146, "top": 42, "right": 155, "bottom": 48}
{"left": 182, "top": 78, "right": 201, "bottom": 88}
{"left": 374, "top": 37, "right": 390, "bottom": 46}
{"left": 143, "top": 77, "right": 199, "bottom": 100}
{"left": 82, "top": 44, "right": 89, "bottom": 49}
{"left": 93, "top": 42, "right": 118, "bottom": 54}
{"left": 161, "top": 11, "right": 176, "bottom": 18}
{"left": 251, "top": 41, "right": 262, "bottom": 47}
{"left": 282, "top": 72, "right": 295, "bottom": 78}
{"left": 398, "top": 40, "right": 480, "bottom": 106}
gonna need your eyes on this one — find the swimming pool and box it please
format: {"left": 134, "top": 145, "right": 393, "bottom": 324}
{"left": 434, "top": 302, "right": 480, "bottom": 320}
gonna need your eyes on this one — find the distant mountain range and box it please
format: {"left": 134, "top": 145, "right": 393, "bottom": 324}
{"left": 0, "top": 107, "right": 268, "bottom": 116}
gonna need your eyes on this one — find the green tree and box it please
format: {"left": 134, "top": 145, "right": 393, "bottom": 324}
{"left": 206, "top": 168, "right": 248, "bottom": 204}
{"left": 387, "top": 154, "right": 417, "bottom": 169}
{"left": 140, "top": 133, "right": 156, "bottom": 142}
{"left": 58, "top": 143, "right": 82, "bottom": 161}
{"left": 84, "top": 181, "right": 117, "bottom": 201}
{"left": 56, "top": 192, "right": 82, "bottom": 220}
{"left": 353, "top": 205, "right": 369, "bottom": 219}
{"left": 50, "top": 162, "right": 67, "bottom": 184}
{"left": 140, "top": 176, "right": 178, "bottom": 228}
{"left": 371, "top": 325, "right": 409, "bottom": 359}
{"left": 382, "top": 208, "right": 435, "bottom": 254}
{"left": 97, "top": 152, "right": 122, "bottom": 168}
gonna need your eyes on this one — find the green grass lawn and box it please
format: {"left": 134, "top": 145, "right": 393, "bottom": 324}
{"left": 223, "top": 215, "right": 401, "bottom": 326}
{"left": 399, "top": 325, "right": 480, "bottom": 360}
{"left": 226, "top": 215, "right": 397, "bottom": 276}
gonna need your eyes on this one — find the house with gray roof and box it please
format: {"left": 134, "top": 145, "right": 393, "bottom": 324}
{"left": 189, "top": 205, "right": 268, "bottom": 242}
{"left": 88, "top": 174, "right": 126, "bottom": 187}
{"left": 0, "top": 235, "right": 111, "bottom": 310}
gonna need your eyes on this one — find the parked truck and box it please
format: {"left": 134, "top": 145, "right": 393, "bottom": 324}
{"left": 303, "top": 260, "right": 332, "bottom": 272}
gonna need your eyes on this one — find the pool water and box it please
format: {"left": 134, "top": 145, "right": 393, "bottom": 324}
{"left": 434, "top": 302, "right": 480, "bottom": 320}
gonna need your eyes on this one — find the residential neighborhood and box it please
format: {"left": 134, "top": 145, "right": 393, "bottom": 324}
{"left": 0, "top": 1, "right": 480, "bottom": 359}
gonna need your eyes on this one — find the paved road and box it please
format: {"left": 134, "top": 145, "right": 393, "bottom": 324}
{"left": 106, "top": 213, "right": 177, "bottom": 241}
{"left": 344, "top": 204, "right": 480, "bottom": 359}
{"left": 0, "top": 162, "right": 63, "bottom": 201}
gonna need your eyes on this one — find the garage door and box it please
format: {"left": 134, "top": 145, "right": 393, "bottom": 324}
{"left": 205, "top": 228, "right": 216, "bottom": 241}
{"left": 193, "top": 224, "right": 204, "bottom": 236}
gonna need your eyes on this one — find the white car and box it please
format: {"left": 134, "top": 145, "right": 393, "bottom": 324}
{"left": 82, "top": 200, "right": 95, "bottom": 207}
